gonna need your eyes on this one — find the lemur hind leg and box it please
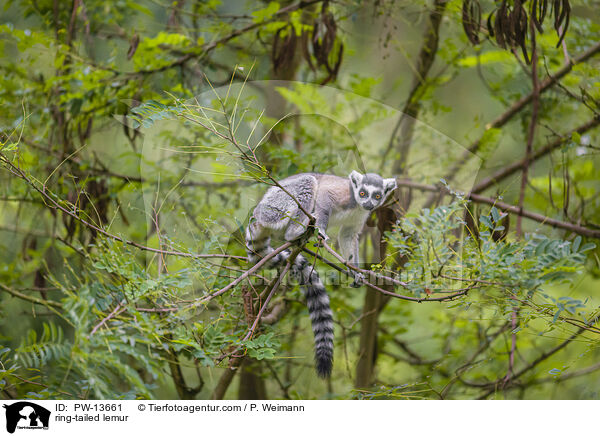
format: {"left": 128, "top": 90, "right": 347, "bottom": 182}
{"left": 284, "top": 210, "right": 311, "bottom": 242}
{"left": 245, "top": 219, "right": 288, "bottom": 268}
{"left": 245, "top": 219, "right": 269, "bottom": 262}
{"left": 339, "top": 226, "right": 364, "bottom": 288}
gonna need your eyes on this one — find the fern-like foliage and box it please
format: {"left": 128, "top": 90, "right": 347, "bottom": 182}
{"left": 15, "top": 322, "right": 71, "bottom": 368}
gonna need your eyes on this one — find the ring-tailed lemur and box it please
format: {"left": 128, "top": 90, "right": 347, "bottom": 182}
{"left": 245, "top": 171, "right": 397, "bottom": 377}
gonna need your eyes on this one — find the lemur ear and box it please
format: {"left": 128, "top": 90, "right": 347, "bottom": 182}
{"left": 383, "top": 178, "right": 397, "bottom": 196}
{"left": 349, "top": 170, "right": 363, "bottom": 188}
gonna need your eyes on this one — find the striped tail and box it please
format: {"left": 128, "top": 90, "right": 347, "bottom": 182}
{"left": 245, "top": 221, "right": 334, "bottom": 378}
{"left": 245, "top": 220, "right": 288, "bottom": 268}
{"left": 293, "top": 255, "right": 334, "bottom": 378}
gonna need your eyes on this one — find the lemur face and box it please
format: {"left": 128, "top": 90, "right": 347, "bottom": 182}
{"left": 349, "top": 171, "right": 397, "bottom": 211}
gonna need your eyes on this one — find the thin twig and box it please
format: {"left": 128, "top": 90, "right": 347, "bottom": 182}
{"left": 89, "top": 302, "right": 126, "bottom": 336}
{"left": 395, "top": 179, "right": 600, "bottom": 238}
{"left": 477, "top": 327, "right": 586, "bottom": 399}
{"left": 132, "top": 0, "right": 326, "bottom": 76}
{"left": 191, "top": 242, "right": 293, "bottom": 307}
{"left": 426, "top": 40, "right": 600, "bottom": 207}
{"left": 303, "top": 245, "right": 472, "bottom": 303}
{"left": 0, "top": 152, "right": 247, "bottom": 260}
{"left": 243, "top": 248, "right": 301, "bottom": 340}
{"left": 516, "top": 19, "right": 540, "bottom": 238}
{"left": 8, "top": 373, "right": 79, "bottom": 398}
{"left": 0, "top": 282, "right": 62, "bottom": 308}
{"left": 472, "top": 116, "right": 600, "bottom": 193}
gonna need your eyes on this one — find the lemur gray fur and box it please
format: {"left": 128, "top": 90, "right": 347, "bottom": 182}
{"left": 245, "top": 171, "right": 397, "bottom": 378}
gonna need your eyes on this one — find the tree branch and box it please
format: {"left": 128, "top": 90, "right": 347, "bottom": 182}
{"left": 191, "top": 242, "right": 292, "bottom": 307}
{"left": 396, "top": 179, "right": 600, "bottom": 238}
{"left": 516, "top": 19, "right": 540, "bottom": 238}
{"left": 242, "top": 247, "right": 300, "bottom": 340}
{"left": 426, "top": 40, "right": 600, "bottom": 207}
{"left": 303, "top": 245, "right": 473, "bottom": 303}
{"left": 132, "top": 0, "right": 326, "bottom": 76}
{"left": 210, "top": 356, "right": 244, "bottom": 400}
{"left": 380, "top": 0, "right": 448, "bottom": 172}
{"left": 0, "top": 152, "right": 247, "bottom": 261}
{"left": 472, "top": 116, "right": 600, "bottom": 193}
{"left": 477, "top": 327, "right": 586, "bottom": 399}
{"left": 0, "top": 283, "right": 62, "bottom": 309}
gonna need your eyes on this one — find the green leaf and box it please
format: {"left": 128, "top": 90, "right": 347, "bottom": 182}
{"left": 457, "top": 50, "right": 513, "bottom": 67}
{"left": 252, "top": 2, "right": 280, "bottom": 23}
{"left": 479, "top": 215, "right": 493, "bottom": 230}
{"left": 572, "top": 236, "right": 581, "bottom": 252}
{"left": 127, "top": 1, "right": 154, "bottom": 16}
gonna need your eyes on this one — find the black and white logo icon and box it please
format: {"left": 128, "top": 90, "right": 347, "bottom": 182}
{"left": 2, "top": 402, "right": 50, "bottom": 434}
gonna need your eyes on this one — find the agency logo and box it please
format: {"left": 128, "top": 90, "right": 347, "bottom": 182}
{"left": 2, "top": 402, "right": 50, "bottom": 434}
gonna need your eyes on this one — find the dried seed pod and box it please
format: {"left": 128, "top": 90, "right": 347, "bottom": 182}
{"left": 272, "top": 2, "right": 344, "bottom": 83}
{"left": 462, "top": 0, "right": 482, "bottom": 45}
{"left": 301, "top": 30, "right": 316, "bottom": 72}
{"left": 531, "top": 0, "right": 547, "bottom": 33}
{"left": 272, "top": 24, "right": 297, "bottom": 74}
{"left": 554, "top": 0, "right": 571, "bottom": 47}
{"left": 127, "top": 33, "right": 139, "bottom": 60}
{"left": 487, "top": 9, "right": 496, "bottom": 38}
{"left": 495, "top": 1, "right": 508, "bottom": 48}
{"left": 312, "top": 8, "right": 337, "bottom": 67}
{"left": 512, "top": 1, "right": 530, "bottom": 63}
{"left": 465, "top": 0, "right": 571, "bottom": 64}
{"left": 310, "top": 5, "right": 344, "bottom": 84}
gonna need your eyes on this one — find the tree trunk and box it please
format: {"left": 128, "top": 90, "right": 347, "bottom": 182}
{"left": 355, "top": 288, "right": 384, "bottom": 388}
{"left": 355, "top": 0, "right": 447, "bottom": 391}
{"left": 238, "top": 359, "right": 267, "bottom": 399}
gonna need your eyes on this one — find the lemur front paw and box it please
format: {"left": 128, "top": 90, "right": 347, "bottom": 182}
{"left": 350, "top": 271, "right": 365, "bottom": 288}
{"left": 313, "top": 230, "right": 330, "bottom": 247}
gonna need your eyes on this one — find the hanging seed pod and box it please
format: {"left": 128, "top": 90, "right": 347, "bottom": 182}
{"left": 485, "top": 0, "right": 528, "bottom": 61}
{"left": 554, "top": 0, "right": 571, "bottom": 47}
{"left": 127, "top": 33, "right": 139, "bottom": 60}
{"left": 494, "top": 1, "right": 508, "bottom": 48}
{"left": 487, "top": 9, "right": 496, "bottom": 38}
{"left": 469, "top": 0, "right": 571, "bottom": 64}
{"left": 312, "top": 8, "right": 337, "bottom": 67}
{"left": 511, "top": 0, "right": 530, "bottom": 63}
{"left": 311, "top": 4, "right": 343, "bottom": 84}
{"left": 242, "top": 286, "right": 255, "bottom": 328}
{"left": 530, "top": 0, "right": 547, "bottom": 33}
{"left": 272, "top": 24, "right": 297, "bottom": 74}
{"left": 321, "top": 44, "right": 343, "bottom": 85}
{"left": 462, "top": 0, "right": 482, "bottom": 44}
{"left": 300, "top": 30, "right": 316, "bottom": 72}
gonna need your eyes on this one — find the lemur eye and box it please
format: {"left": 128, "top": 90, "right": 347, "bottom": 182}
{"left": 375, "top": 194, "right": 381, "bottom": 200}
{"left": 359, "top": 191, "right": 366, "bottom": 197}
